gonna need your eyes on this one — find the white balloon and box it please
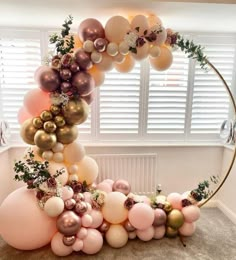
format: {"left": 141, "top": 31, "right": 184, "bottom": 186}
{"left": 44, "top": 197, "right": 64, "bottom": 217}
{"left": 149, "top": 46, "right": 161, "bottom": 58}
{"left": 83, "top": 40, "right": 94, "bottom": 53}
{"left": 119, "top": 41, "right": 129, "bottom": 55}
{"left": 52, "top": 142, "right": 64, "bottom": 153}
{"left": 42, "top": 151, "right": 53, "bottom": 161}
{"left": 107, "top": 42, "right": 119, "bottom": 56}
{"left": 53, "top": 152, "right": 64, "bottom": 163}
{"left": 91, "top": 51, "right": 103, "bottom": 63}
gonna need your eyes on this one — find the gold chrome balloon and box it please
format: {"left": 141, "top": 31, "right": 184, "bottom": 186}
{"left": 54, "top": 115, "right": 66, "bottom": 128}
{"left": 62, "top": 99, "right": 89, "bottom": 125}
{"left": 44, "top": 121, "right": 57, "bottom": 133}
{"left": 50, "top": 105, "right": 61, "bottom": 115}
{"left": 34, "top": 130, "right": 57, "bottom": 150}
{"left": 40, "top": 110, "right": 53, "bottom": 122}
{"left": 167, "top": 209, "right": 184, "bottom": 229}
{"left": 32, "top": 117, "right": 43, "bottom": 129}
{"left": 165, "top": 226, "right": 178, "bottom": 238}
{"left": 56, "top": 124, "right": 78, "bottom": 144}
{"left": 164, "top": 201, "right": 173, "bottom": 213}
{"left": 20, "top": 119, "right": 38, "bottom": 145}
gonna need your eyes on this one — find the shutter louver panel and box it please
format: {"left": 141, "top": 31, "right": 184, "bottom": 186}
{"left": 99, "top": 64, "right": 141, "bottom": 134}
{"left": 147, "top": 51, "right": 189, "bottom": 134}
{"left": 0, "top": 35, "right": 41, "bottom": 137}
{"left": 190, "top": 44, "right": 235, "bottom": 134}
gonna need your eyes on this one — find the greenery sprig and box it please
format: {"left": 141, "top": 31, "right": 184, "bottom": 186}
{"left": 49, "top": 15, "right": 74, "bottom": 55}
{"left": 175, "top": 34, "right": 208, "bottom": 70}
{"left": 14, "top": 150, "right": 64, "bottom": 189}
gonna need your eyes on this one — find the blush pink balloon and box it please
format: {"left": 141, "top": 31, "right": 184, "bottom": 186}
{"left": 61, "top": 186, "right": 74, "bottom": 201}
{"left": 17, "top": 106, "right": 33, "bottom": 124}
{"left": 24, "top": 88, "right": 51, "bottom": 116}
{"left": 136, "top": 226, "right": 154, "bottom": 241}
{"left": 83, "top": 192, "right": 92, "bottom": 204}
{"left": 179, "top": 222, "right": 196, "bottom": 237}
{"left": 82, "top": 228, "right": 103, "bottom": 255}
{"left": 128, "top": 203, "right": 155, "bottom": 230}
{"left": 153, "top": 225, "right": 166, "bottom": 239}
{"left": 167, "top": 193, "right": 182, "bottom": 210}
{"left": 103, "top": 179, "right": 115, "bottom": 186}
{"left": 51, "top": 232, "right": 73, "bottom": 256}
{"left": 0, "top": 187, "right": 57, "bottom": 250}
{"left": 77, "top": 227, "right": 88, "bottom": 240}
{"left": 72, "top": 238, "right": 84, "bottom": 252}
{"left": 82, "top": 214, "right": 93, "bottom": 227}
{"left": 90, "top": 209, "right": 103, "bottom": 228}
{"left": 97, "top": 181, "right": 112, "bottom": 193}
{"left": 182, "top": 205, "right": 201, "bottom": 223}
{"left": 140, "top": 195, "right": 151, "bottom": 205}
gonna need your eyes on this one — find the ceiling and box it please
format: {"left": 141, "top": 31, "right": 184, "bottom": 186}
{"left": 0, "top": 0, "right": 236, "bottom": 32}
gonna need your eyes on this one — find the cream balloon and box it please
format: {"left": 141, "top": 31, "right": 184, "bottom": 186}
{"left": 113, "top": 53, "right": 126, "bottom": 64}
{"left": 131, "top": 43, "right": 150, "bottom": 61}
{"left": 64, "top": 141, "right": 86, "bottom": 164}
{"left": 44, "top": 196, "right": 64, "bottom": 217}
{"left": 147, "top": 14, "right": 162, "bottom": 27}
{"left": 149, "top": 46, "right": 173, "bottom": 71}
{"left": 68, "top": 164, "right": 79, "bottom": 174}
{"left": 52, "top": 152, "right": 64, "bottom": 163}
{"left": 42, "top": 151, "right": 53, "bottom": 161}
{"left": 48, "top": 162, "right": 69, "bottom": 185}
{"left": 76, "top": 156, "right": 99, "bottom": 185}
{"left": 96, "top": 52, "right": 114, "bottom": 71}
{"left": 105, "top": 224, "right": 128, "bottom": 248}
{"left": 115, "top": 54, "right": 135, "bottom": 73}
{"left": 83, "top": 40, "right": 94, "bottom": 53}
{"left": 102, "top": 192, "right": 128, "bottom": 224}
{"left": 107, "top": 42, "right": 119, "bottom": 56}
{"left": 149, "top": 45, "right": 161, "bottom": 58}
{"left": 105, "top": 16, "right": 131, "bottom": 43}
{"left": 91, "top": 51, "right": 103, "bottom": 64}
{"left": 52, "top": 142, "right": 64, "bottom": 153}
{"left": 131, "top": 15, "right": 149, "bottom": 36}
{"left": 119, "top": 41, "right": 129, "bottom": 55}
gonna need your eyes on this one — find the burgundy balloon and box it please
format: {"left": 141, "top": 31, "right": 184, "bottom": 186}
{"left": 70, "top": 62, "right": 80, "bottom": 73}
{"left": 82, "top": 91, "right": 95, "bottom": 105}
{"left": 72, "top": 71, "right": 95, "bottom": 96}
{"left": 99, "top": 221, "right": 110, "bottom": 233}
{"left": 39, "top": 68, "right": 60, "bottom": 92}
{"left": 153, "top": 208, "right": 167, "bottom": 226}
{"left": 124, "top": 220, "right": 136, "bottom": 232}
{"left": 61, "top": 82, "right": 72, "bottom": 93}
{"left": 78, "top": 18, "right": 105, "bottom": 42}
{"left": 112, "top": 179, "right": 131, "bottom": 195}
{"left": 56, "top": 211, "right": 81, "bottom": 236}
{"left": 64, "top": 198, "right": 76, "bottom": 210}
{"left": 60, "top": 69, "right": 72, "bottom": 81}
{"left": 63, "top": 235, "right": 76, "bottom": 246}
{"left": 74, "top": 49, "right": 93, "bottom": 71}
{"left": 94, "top": 38, "right": 108, "bottom": 52}
{"left": 75, "top": 201, "right": 88, "bottom": 215}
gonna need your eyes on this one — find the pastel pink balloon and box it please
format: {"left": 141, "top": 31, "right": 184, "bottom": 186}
{"left": 90, "top": 209, "right": 103, "bottom": 228}
{"left": 61, "top": 186, "right": 74, "bottom": 201}
{"left": 83, "top": 192, "right": 92, "bottom": 204}
{"left": 140, "top": 195, "right": 151, "bottom": 205}
{"left": 82, "top": 228, "right": 103, "bottom": 254}
{"left": 77, "top": 227, "right": 88, "bottom": 240}
{"left": 182, "top": 205, "right": 201, "bottom": 223}
{"left": 86, "top": 202, "right": 92, "bottom": 213}
{"left": 179, "top": 222, "right": 196, "bottom": 237}
{"left": 82, "top": 214, "right": 93, "bottom": 227}
{"left": 24, "top": 88, "right": 51, "bottom": 116}
{"left": 97, "top": 181, "right": 112, "bottom": 193}
{"left": 153, "top": 225, "right": 166, "bottom": 239}
{"left": 0, "top": 187, "right": 57, "bottom": 250}
{"left": 17, "top": 106, "right": 32, "bottom": 124}
{"left": 128, "top": 203, "right": 154, "bottom": 230}
{"left": 103, "top": 179, "right": 114, "bottom": 186}
{"left": 72, "top": 238, "right": 84, "bottom": 252}
{"left": 51, "top": 232, "right": 73, "bottom": 256}
{"left": 136, "top": 226, "right": 154, "bottom": 241}
{"left": 167, "top": 193, "right": 182, "bottom": 210}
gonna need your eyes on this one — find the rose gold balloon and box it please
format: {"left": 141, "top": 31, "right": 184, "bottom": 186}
{"left": 82, "top": 91, "right": 95, "bottom": 105}
{"left": 94, "top": 38, "right": 107, "bottom": 52}
{"left": 124, "top": 220, "right": 136, "bottom": 232}
{"left": 99, "top": 221, "right": 110, "bottom": 233}
{"left": 112, "top": 179, "right": 131, "bottom": 195}
{"left": 63, "top": 235, "right": 76, "bottom": 246}
{"left": 64, "top": 199, "right": 76, "bottom": 210}
{"left": 39, "top": 68, "right": 60, "bottom": 92}
{"left": 72, "top": 71, "right": 95, "bottom": 96}
{"left": 75, "top": 201, "right": 88, "bottom": 215}
{"left": 78, "top": 18, "right": 105, "bottom": 42}
{"left": 56, "top": 211, "right": 81, "bottom": 236}
{"left": 153, "top": 208, "right": 167, "bottom": 226}
{"left": 74, "top": 49, "right": 93, "bottom": 71}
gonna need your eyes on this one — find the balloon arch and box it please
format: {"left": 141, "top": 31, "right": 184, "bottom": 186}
{"left": 0, "top": 14, "right": 235, "bottom": 256}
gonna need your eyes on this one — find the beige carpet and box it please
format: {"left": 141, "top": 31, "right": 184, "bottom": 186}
{"left": 0, "top": 208, "right": 236, "bottom": 260}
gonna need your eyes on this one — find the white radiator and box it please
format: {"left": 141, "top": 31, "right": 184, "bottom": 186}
{"left": 91, "top": 154, "right": 158, "bottom": 195}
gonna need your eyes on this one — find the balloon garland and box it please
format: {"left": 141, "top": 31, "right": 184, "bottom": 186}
{"left": 0, "top": 14, "right": 231, "bottom": 256}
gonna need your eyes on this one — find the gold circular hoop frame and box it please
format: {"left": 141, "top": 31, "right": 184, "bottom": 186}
{"left": 198, "top": 59, "right": 236, "bottom": 207}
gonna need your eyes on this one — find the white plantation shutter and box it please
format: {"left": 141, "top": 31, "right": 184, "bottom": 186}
{"left": 0, "top": 30, "right": 41, "bottom": 141}
{"left": 98, "top": 64, "right": 141, "bottom": 139}
{"left": 147, "top": 50, "right": 189, "bottom": 139}
{"left": 190, "top": 36, "right": 236, "bottom": 140}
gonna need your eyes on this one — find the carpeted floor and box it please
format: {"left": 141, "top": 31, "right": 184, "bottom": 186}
{"left": 0, "top": 208, "right": 236, "bottom": 260}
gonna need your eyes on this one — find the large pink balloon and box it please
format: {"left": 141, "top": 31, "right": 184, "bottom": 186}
{"left": 90, "top": 209, "right": 103, "bottom": 228}
{"left": 24, "top": 88, "right": 51, "bottom": 116}
{"left": 78, "top": 18, "right": 105, "bottom": 42}
{"left": 51, "top": 232, "right": 73, "bottom": 256}
{"left": 82, "top": 228, "right": 103, "bottom": 254}
{"left": 136, "top": 226, "right": 154, "bottom": 241}
{"left": 17, "top": 106, "right": 32, "bottom": 124}
{"left": 179, "top": 222, "right": 196, "bottom": 237}
{"left": 182, "top": 205, "right": 201, "bottom": 223}
{"left": 0, "top": 187, "right": 57, "bottom": 250}
{"left": 128, "top": 203, "right": 154, "bottom": 230}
